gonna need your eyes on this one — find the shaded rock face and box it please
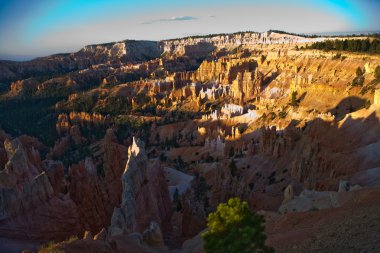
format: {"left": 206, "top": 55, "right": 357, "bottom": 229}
{"left": 0, "top": 137, "right": 83, "bottom": 240}
{"left": 256, "top": 111, "right": 380, "bottom": 191}
{"left": 142, "top": 221, "right": 165, "bottom": 246}
{"left": 259, "top": 126, "right": 297, "bottom": 158}
{"left": 0, "top": 40, "right": 161, "bottom": 84}
{"left": 109, "top": 137, "right": 172, "bottom": 236}
{"left": 0, "top": 138, "right": 50, "bottom": 219}
{"left": 0, "top": 130, "right": 130, "bottom": 240}
{"left": 68, "top": 129, "right": 129, "bottom": 234}
{"left": 266, "top": 188, "right": 380, "bottom": 253}
{"left": 10, "top": 79, "right": 39, "bottom": 95}
{"left": 256, "top": 124, "right": 340, "bottom": 190}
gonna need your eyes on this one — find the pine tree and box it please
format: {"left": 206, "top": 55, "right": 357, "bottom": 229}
{"left": 202, "top": 198, "right": 274, "bottom": 253}
{"left": 375, "top": 66, "right": 380, "bottom": 80}
{"left": 290, "top": 91, "right": 299, "bottom": 107}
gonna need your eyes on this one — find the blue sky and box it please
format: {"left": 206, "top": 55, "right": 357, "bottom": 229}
{"left": 0, "top": 0, "right": 379, "bottom": 61}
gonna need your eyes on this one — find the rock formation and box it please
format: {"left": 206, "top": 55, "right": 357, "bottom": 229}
{"left": 374, "top": 88, "right": 380, "bottom": 106}
{"left": 282, "top": 184, "right": 294, "bottom": 204}
{"left": 0, "top": 31, "right": 379, "bottom": 253}
{"left": 0, "top": 137, "right": 83, "bottom": 240}
{"left": 109, "top": 137, "right": 172, "bottom": 236}
{"left": 68, "top": 129, "right": 129, "bottom": 233}
{"left": 160, "top": 31, "right": 325, "bottom": 57}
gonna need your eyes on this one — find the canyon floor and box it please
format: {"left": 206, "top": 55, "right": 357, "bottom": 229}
{"left": 0, "top": 31, "right": 379, "bottom": 253}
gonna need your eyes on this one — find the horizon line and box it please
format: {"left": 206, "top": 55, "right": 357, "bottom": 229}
{"left": 1, "top": 29, "right": 380, "bottom": 62}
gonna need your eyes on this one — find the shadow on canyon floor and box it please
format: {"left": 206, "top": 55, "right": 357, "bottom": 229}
{"left": 328, "top": 95, "right": 367, "bottom": 120}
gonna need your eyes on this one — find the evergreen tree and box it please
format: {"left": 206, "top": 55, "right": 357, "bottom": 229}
{"left": 356, "top": 67, "right": 364, "bottom": 76}
{"left": 202, "top": 198, "right": 274, "bottom": 253}
{"left": 375, "top": 66, "right": 380, "bottom": 80}
{"left": 290, "top": 91, "right": 299, "bottom": 107}
{"left": 306, "top": 39, "right": 380, "bottom": 53}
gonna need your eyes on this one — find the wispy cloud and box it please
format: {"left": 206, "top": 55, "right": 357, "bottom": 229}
{"left": 142, "top": 16, "right": 198, "bottom": 24}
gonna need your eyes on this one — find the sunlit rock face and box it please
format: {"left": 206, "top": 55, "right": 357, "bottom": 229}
{"left": 109, "top": 137, "right": 172, "bottom": 236}
{"left": 80, "top": 40, "right": 161, "bottom": 63}
{"left": 159, "top": 31, "right": 325, "bottom": 57}
{"left": 375, "top": 89, "right": 380, "bottom": 105}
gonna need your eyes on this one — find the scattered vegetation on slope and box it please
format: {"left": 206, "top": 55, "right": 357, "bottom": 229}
{"left": 0, "top": 97, "right": 60, "bottom": 146}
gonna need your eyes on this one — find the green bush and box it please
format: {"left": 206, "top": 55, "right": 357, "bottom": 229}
{"left": 356, "top": 67, "right": 364, "bottom": 76}
{"left": 352, "top": 76, "right": 365, "bottom": 86}
{"left": 290, "top": 91, "right": 299, "bottom": 107}
{"left": 69, "top": 93, "right": 97, "bottom": 112}
{"left": 352, "top": 67, "right": 365, "bottom": 87}
{"left": 261, "top": 55, "right": 266, "bottom": 64}
{"left": 375, "top": 65, "right": 380, "bottom": 80}
{"left": 93, "top": 96, "right": 131, "bottom": 115}
{"left": 278, "top": 110, "right": 287, "bottom": 118}
{"left": 0, "top": 97, "right": 59, "bottom": 146}
{"left": 332, "top": 53, "right": 341, "bottom": 60}
{"left": 237, "top": 124, "right": 247, "bottom": 134}
{"left": 202, "top": 198, "right": 274, "bottom": 253}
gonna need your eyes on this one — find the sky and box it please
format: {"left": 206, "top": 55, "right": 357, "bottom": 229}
{"left": 0, "top": 0, "right": 379, "bottom": 61}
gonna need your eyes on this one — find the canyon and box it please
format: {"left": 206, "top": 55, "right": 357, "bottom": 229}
{"left": 0, "top": 30, "right": 380, "bottom": 253}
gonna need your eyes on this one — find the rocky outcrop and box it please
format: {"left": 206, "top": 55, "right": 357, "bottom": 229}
{"left": 80, "top": 40, "right": 161, "bottom": 63}
{"left": 1, "top": 30, "right": 380, "bottom": 252}
{"left": 230, "top": 69, "right": 263, "bottom": 101}
{"left": 0, "top": 138, "right": 40, "bottom": 188}
{"left": 56, "top": 112, "right": 107, "bottom": 136}
{"left": 83, "top": 231, "right": 93, "bottom": 240}
{"left": 94, "top": 228, "right": 107, "bottom": 241}
{"left": 193, "top": 57, "right": 258, "bottom": 85}
{"left": 259, "top": 126, "right": 297, "bottom": 158}
{"left": 142, "top": 221, "right": 165, "bottom": 247}
{"left": 374, "top": 89, "right": 380, "bottom": 106}
{"left": 10, "top": 79, "right": 39, "bottom": 95}
{"left": 267, "top": 188, "right": 380, "bottom": 253}
{"left": 0, "top": 129, "right": 131, "bottom": 240}
{"left": 44, "top": 222, "right": 170, "bottom": 253}
{"left": 0, "top": 40, "right": 161, "bottom": 84}
{"left": 109, "top": 137, "right": 172, "bottom": 235}
{"left": 0, "top": 137, "right": 83, "bottom": 240}
{"left": 282, "top": 184, "right": 294, "bottom": 204}
{"left": 160, "top": 31, "right": 324, "bottom": 57}
{"left": 68, "top": 129, "right": 129, "bottom": 234}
